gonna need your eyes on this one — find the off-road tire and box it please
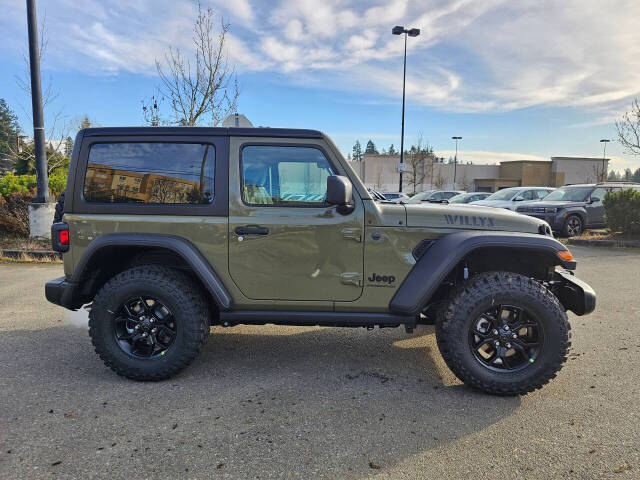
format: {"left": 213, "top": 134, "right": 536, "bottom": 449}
{"left": 562, "top": 214, "right": 583, "bottom": 237}
{"left": 53, "top": 192, "right": 65, "bottom": 223}
{"left": 436, "top": 271, "right": 570, "bottom": 396}
{"left": 88, "top": 265, "right": 210, "bottom": 381}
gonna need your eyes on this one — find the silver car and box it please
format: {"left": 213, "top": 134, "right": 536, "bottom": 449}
{"left": 470, "top": 186, "right": 555, "bottom": 211}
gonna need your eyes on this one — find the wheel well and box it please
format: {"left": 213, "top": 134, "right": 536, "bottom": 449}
{"left": 424, "top": 246, "right": 560, "bottom": 315}
{"left": 75, "top": 246, "right": 220, "bottom": 319}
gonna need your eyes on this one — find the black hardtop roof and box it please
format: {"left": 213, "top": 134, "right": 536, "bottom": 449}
{"left": 81, "top": 126, "right": 324, "bottom": 139}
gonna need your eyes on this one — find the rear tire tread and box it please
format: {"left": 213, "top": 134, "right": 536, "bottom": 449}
{"left": 88, "top": 265, "right": 210, "bottom": 381}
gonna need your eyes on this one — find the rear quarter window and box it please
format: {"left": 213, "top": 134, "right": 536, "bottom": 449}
{"left": 83, "top": 142, "right": 215, "bottom": 204}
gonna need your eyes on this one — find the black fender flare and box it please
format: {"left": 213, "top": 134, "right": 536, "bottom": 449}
{"left": 70, "top": 233, "right": 233, "bottom": 310}
{"left": 561, "top": 208, "right": 587, "bottom": 227}
{"left": 389, "top": 230, "right": 574, "bottom": 316}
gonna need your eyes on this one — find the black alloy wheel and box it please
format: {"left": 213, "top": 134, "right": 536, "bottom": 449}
{"left": 113, "top": 296, "right": 177, "bottom": 358}
{"left": 564, "top": 215, "right": 583, "bottom": 237}
{"left": 468, "top": 304, "right": 543, "bottom": 372}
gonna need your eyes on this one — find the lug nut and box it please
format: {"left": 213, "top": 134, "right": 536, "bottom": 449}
{"left": 494, "top": 340, "right": 500, "bottom": 346}
{"left": 506, "top": 342, "right": 512, "bottom": 348}
{"left": 151, "top": 328, "right": 157, "bottom": 334}
{"left": 512, "top": 333, "right": 517, "bottom": 339}
{"left": 504, "top": 325, "right": 510, "bottom": 331}
{"left": 134, "top": 325, "right": 139, "bottom": 330}
{"left": 150, "top": 318, "right": 154, "bottom": 323}
{"left": 142, "top": 332, "right": 148, "bottom": 337}
{"left": 492, "top": 329, "right": 499, "bottom": 336}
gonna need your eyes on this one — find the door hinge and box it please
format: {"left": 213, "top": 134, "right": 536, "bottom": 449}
{"left": 340, "top": 272, "right": 363, "bottom": 287}
{"left": 341, "top": 228, "right": 362, "bottom": 242}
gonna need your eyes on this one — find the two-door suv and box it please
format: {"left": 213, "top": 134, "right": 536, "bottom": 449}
{"left": 46, "top": 127, "right": 595, "bottom": 395}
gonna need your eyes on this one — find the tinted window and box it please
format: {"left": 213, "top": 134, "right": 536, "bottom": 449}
{"left": 443, "top": 191, "right": 458, "bottom": 200}
{"left": 241, "top": 146, "right": 334, "bottom": 205}
{"left": 590, "top": 187, "right": 607, "bottom": 201}
{"left": 84, "top": 143, "right": 214, "bottom": 204}
{"left": 544, "top": 186, "right": 592, "bottom": 202}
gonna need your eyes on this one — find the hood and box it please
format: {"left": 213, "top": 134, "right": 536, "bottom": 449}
{"left": 517, "top": 200, "right": 584, "bottom": 208}
{"left": 402, "top": 203, "right": 543, "bottom": 234}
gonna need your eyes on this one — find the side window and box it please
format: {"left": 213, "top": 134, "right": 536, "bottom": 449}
{"left": 590, "top": 187, "right": 607, "bottom": 202}
{"left": 515, "top": 190, "right": 534, "bottom": 201}
{"left": 241, "top": 145, "right": 335, "bottom": 206}
{"left": 83, "top": 143, "right": 214, "bottom": 204}
{"left": 536, "top": 189, "right": 550, "bottom": 199}
{"left": 430, "top": 192, "right": 443, "bottom": 201}
{"left": 443, "top": 192, "right": 457, "bottom": 200}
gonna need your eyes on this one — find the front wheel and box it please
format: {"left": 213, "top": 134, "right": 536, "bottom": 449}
{"left": 88, "top": 265, "right": 210, "bottom": 380}
{"left": 562, "top": 214, "right": 583, "bottom": 237}
{"left": 436, "top": 272, "right": 570, "bottom": 396}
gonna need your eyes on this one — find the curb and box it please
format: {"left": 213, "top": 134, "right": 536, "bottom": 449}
{"left": 567, "top": 238, "right": 640, "bottom": 249}
{"left": 0, "top": 249, "right": 62, "bottom": 260}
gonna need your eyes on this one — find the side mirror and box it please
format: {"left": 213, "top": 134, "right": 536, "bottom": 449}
{"left": 326, "top": 176, "right": 353, "bottom": 211}
{"left": 590, "top": 196, "right": 600, "bottom": 203}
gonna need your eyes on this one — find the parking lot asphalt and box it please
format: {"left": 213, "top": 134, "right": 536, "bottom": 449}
{"left": 0, "top": 246, "right": 638, "bottom": 479}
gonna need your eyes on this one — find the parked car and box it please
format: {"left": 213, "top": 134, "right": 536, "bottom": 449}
{"left": 471, "top": 186, "right": 555, "bottom": 211}
{"left": 515, "top": 182, "right": 640, "bottom": 237}
{"left": 448, "top": 192, "right": 492, "bottom": 204}
{"left": 381, "top": 192, "right": 410, "bottom": 203}
{"left": 405, "top": 190, "right": 464, "bottom": 204}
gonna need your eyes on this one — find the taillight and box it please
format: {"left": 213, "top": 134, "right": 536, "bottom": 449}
{"left": 51, "top": 222, "right": 70, "bottom": 252}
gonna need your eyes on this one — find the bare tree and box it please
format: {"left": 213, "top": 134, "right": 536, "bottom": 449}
{"left": 147, "top": 1, "right": 239, "bottom": 126}
{"left": 432, "top": 164, "right": 447, "bottom": 189}
{"left": 406, "top": 135, "right": 435, "bottom": 194}
{"left": 11, "top": 11, "right": 73, "bottom": 174}
{"left": 616, "top": 98, "right": 640, "bottom": 155}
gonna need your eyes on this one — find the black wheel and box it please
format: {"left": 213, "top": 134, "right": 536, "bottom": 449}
{"left": 53, "top": 192, "right": 65, "bottom": 223}
{"left": 436, "top": 272, "right": 570, "bottom": 396}
{"left": 562, "top": 214, "right": 583, "bottom": 237}
{"left": 88, "top": 265, "right": 210, "bottom": 380}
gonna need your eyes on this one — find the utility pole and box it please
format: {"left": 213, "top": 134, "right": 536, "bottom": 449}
{"left": 26, "top": 0, "right": 48, "bottom": 202}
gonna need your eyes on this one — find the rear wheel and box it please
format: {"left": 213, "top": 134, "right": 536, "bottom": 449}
{"left": 562, "top": 214, "right": 583, "bottom": 237}
{"left": 88, "top": 265, "right": 210, "bottom": 380}
{"left": 436, "top": 271, "right": 570, "bottom": 396}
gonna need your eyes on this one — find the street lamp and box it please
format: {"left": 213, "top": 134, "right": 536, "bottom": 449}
{"left": 452, "top": 136, "right": 462, "bottom": 188}
{"left": 599, "top": 139, "right": 610, "bottom": 182}
{"left": 392, "top": 25, "right": 420, "bottom": 192}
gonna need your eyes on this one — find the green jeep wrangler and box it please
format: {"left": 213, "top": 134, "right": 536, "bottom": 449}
{"left": 46, "top": 127, "right": 595, "bottom": 395}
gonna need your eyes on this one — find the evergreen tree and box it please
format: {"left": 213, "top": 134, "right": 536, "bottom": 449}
{"left": 623, "top": 168, "right": 633, "bottom": 181}
{"left": 63, "top": 136, "right": 74, "bottom": 157}
{"left": 388, "top": 144, "right": 397, "bottom": 155}
{"left": 365, "top": 139, "right": 378, "bottom": 154}
{"left": 352, "top": 140, "right": 363, "bottom": 161}
{"left": 632, "top": 168, "right": 640, "bottom": 183}
{"left": 0, "top": 99, "right": 21, "bottom": 158}
{"left": 78, "top": 115, "right": 92, "bottom": 130}
{"left": 607, "top": 170, "right": 620, "bottom": 181}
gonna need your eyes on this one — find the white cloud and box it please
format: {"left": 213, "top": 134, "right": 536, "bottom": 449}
{"left": 3, "top": 0, "right": 639, "bottom": 118}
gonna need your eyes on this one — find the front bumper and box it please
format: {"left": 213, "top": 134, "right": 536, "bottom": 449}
{"left": 553, "top": 269, "right": 596, "bottom": 316}
{"left": 45, "top": 276, "right": 82, "bottom": 310}
{"left": 519, "top": 211, "right": 563, "bottom": 229}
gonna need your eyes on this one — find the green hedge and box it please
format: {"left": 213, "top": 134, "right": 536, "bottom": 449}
{"left": 0, "top": 171, "right": 67, "bottom": 199}
{"left": 603, "top": 188, "right": 640, "bottom": 236}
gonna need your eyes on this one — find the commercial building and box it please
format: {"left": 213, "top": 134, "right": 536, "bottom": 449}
{"left": 349, "top": 155, "right": 608, "bottom": 193}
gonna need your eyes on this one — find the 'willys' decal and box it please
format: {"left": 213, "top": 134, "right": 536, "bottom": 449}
{"left": 444, "top": 215, "right": 495, "bottom": 227}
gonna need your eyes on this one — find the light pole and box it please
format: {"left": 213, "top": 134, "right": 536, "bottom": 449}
{"left": 452, "top": 136, "right": 462, "bottom": 189}
{"left": 599, "top": 139, "right": 610, "bottom": 182}
{"left": 392, "top": 25, "right": 420, "bottom": 193}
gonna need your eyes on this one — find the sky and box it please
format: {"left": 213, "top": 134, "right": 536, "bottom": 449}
{"left": 1, "top": 0, "right": 640, "bottom": 173}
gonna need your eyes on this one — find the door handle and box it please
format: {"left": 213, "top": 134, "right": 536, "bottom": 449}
{"left": 235, "top": 226, "right": 269, "bottom": 236}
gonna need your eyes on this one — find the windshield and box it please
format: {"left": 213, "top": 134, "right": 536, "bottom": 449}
{"left": 485, "top": 188, "right": 519, "bottom": 201}
{"left": 406, "top": 191, "right": 434, "bottom": 203}
{"left": 543, "top": 186, "right": 592, "bottom": 202}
